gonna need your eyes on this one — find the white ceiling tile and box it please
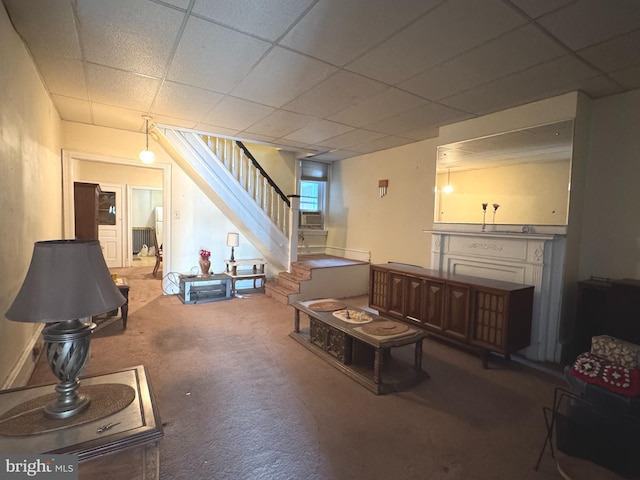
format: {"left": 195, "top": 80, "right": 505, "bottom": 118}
{"left": 91, "top": 103, "right": 148, "bottom": 131}
{"left": 609, "top": 65, "right": 640, "bottom": 90}
{"left": 567, "top": 75, "right": 625, "bottom": 98}
{"left": 86, "top": 64, "right": 160, "bottom": 111}
{"left": 347, "top": 0, "right": 527, "bottom": 84}
{"left": 159, "top": 0, "right": 192, "bottom": 10}
{"left": 578, "top": 30, "right": 640, "bottom": 73}
{"left": 280, "top": 0, "right": 443, "bottom": 66}
{"left": 77, "top": 0, "right": 185, "bottom": 78}
{"left": 510, "top": 0, "right": 574, "bottom": 18}
{"left": 151, "top": 81, "right": 223, "bottom": 121}
{"left": 151, "top": 114, "right": 198, "bottom": 130}
{"left": 310, "top": 150, "right": 360, "bottom": 161}
{"left": 538, "top": 0, "right": 640, "bottom": 50}
{"left": 192, "top": 122, "right": 241, "bottom": 137}
{"left": 283, "top": 71, "right": 388, "bottom": 118}
{"left": 441, "top": 56, "right": 600, "bottom": 115}
{"left": 232, "top": 47, "right": 338, "bottom": 107}
{"left": 3, "top": 0, "right": 81, "bottom": 58}
{"left": 316, "top": 129, "right": 387, "bottom": 150}
{"left": 349, "top": 136, "right": 415, "bottom": 154}
{"left": 32, "top": 53, "right": 88, "bottom": 100}
{"left": 364, "top": 103, "right": 468, "bottom": 136}
{"left": 245, "top": 109, "right": 318, "bottom": 138}
{"left": 328, "top": 88, "right": 428, "bottom": 127}
{"left": 203, "top": 96, "right": 275, "bottom": 131}
{"left": 399, "top": 25, "right": 566, "bottom": 101}
{"left": 283, "top": 120, "right": 354, "bottom": 144}
{"left": 51, "top": 95, "right": 92, "bottom": 123}
{"left": 192, "top": 0, "right": 315, "bottom": 42}
{"left": 168, "top": 16, "right": 271, "bottom": 93}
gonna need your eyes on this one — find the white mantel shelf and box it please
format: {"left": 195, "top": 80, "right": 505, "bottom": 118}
{"left": 427, "top": 229, "right": 566, "bottom": 363}
{"left": 423, "top": 229, "right": 560, "bottom": 241}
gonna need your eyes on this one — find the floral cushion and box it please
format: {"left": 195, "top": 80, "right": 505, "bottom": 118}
{"left": 591, "top": 335, "right": 640, "bottom": 369}
{"left": 571, "top": 352, "right": 640, "bottom": 397}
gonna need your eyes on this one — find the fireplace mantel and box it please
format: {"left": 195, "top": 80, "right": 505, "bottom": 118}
{"left": 426, "top": 229, "right": 566, "bottom": 362}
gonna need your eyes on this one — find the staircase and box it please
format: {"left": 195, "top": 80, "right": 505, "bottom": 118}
{"left": 265, "top": 255, "right": 370, "bottom": 305}
{"left": 155, "top": 126, "right": 296, "bottom": 272}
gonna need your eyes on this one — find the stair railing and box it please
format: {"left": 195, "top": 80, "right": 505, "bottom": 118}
{"left": 200, "top": 135, "right": 291, "bottom": 235}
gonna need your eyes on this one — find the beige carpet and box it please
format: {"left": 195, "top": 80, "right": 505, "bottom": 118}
{"left": 29, "top": 266, "right": 565, "bottom": 479}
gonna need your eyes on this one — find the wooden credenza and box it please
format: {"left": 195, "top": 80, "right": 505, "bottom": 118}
{"left": 369, "top": 263, "right": 534, "bottom": 366}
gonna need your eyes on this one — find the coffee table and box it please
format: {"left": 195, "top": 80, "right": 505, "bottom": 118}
{"left": 291, "top": 299, "right": 429, "bottom": 394}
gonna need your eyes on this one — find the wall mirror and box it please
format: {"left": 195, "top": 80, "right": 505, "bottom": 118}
{"left": 434, "top": 119, "right": 574, "bottom": 226}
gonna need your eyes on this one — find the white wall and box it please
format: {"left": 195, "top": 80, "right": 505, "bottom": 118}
{"left": 62, "top": 122, "right": 262, "bottom": 280}
{"left": 0, "top": 6, "right": 64, "bottom": 387}
{"left": 580, "top": 89, "right": 640, "bottom": 279}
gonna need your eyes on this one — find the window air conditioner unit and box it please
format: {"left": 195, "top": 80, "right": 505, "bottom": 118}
{"left": 300, "top": 211, "right": 322, "bottom": 229}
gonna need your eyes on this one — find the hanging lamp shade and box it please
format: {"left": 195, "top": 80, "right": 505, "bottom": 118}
{"left": 140, "top": 115, "right": 155, "bottom": 164}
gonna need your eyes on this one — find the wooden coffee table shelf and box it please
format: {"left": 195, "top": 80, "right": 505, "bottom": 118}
{"left": 291, "top": 300, "right": 429, "bottom": 394}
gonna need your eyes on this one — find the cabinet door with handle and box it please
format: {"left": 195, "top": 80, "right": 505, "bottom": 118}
{"left": 369, "top": 266, "right": 389, "bottom": 312}
{"left": 423, "top": 280, "right": 445, "bottom": 331}
{"left": 443, "top": 283, "right": 470, "bottom": 340}
{"left": 405, "top": 275, "right": 424, "bottom": 324}
{"left": 388, "top": 272, "right": 406, "bottom": 317}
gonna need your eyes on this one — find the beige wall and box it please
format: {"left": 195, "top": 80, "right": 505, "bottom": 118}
{"left": 0, "top": 6, "right": 64, "bottom": 387}
{"left": 329, "top": 139, "right": 438, "bottom": 266}
{"left": 242, "top": 142, "right": 297, "bottom": 196}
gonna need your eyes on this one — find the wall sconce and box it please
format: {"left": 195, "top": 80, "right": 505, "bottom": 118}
{"left": 139, "top": 115, "right": 155, "bottom": 164}
{"left": 226, "top": 232, "right": 239, "bottom": 262}
{"left": 378, "top": 179, "right": 389, "bottom": 198}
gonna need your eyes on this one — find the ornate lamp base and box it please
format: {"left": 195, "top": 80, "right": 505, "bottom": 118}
{"left": 42, "top": 319, "right": 95, "bottom": 420}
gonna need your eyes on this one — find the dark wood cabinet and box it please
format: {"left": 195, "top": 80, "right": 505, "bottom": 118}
{"left": 569, "top": 278, "right": 640, "bottom": 361}
{"left": 74, "top": 182, "right": 102, "bottom": 240}
{"left": 369, "top": 263, "right": 534, "bottom": 363}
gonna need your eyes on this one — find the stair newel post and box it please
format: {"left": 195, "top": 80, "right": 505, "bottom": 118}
{"left": 288, "top": 195, "right": 300, "bottom": 270}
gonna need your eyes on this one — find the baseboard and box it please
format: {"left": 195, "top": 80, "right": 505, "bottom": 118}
{"left": 1, "top": 325, "right": 44, "bottom": 390}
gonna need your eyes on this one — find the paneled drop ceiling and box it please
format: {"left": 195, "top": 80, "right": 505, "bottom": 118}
{"left": 3, "top": 0, "right": 640, "bottom": 161}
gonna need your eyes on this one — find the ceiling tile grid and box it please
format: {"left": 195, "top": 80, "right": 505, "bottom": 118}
{"left": 2, "top": 0, "right": 640, "bottom": 158}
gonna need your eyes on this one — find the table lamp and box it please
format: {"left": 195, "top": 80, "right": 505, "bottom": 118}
{"left": 226, "top": 233, "right": 239, "bottom": 262}
{"left": 5, "top": 240, "right": 125, "bottom": 419}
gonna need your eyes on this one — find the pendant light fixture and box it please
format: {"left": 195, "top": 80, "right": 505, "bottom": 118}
{"left": 140, "top": 115, "right": 155, "bottom": 164}
{"left": 443, "top": 168, "right": 453, "bottom": 194}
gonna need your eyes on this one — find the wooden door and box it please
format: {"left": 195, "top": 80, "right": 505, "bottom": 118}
{"left": 443, "top": 283, "right": 470, "bottom": 340}
{"left": 98, "top": 184, "right": 124, "bottom": 268}
{"left": 74, "top": 182, "right": 100, "bottom": 240}
{"left": 405, "top": 275, "right": 424, "bottom": 323}
{"left": 472, "top": 289, "right": 506, "bottom": 351}
{"left": 424, "top": 280, "right": 444, "bottom": 331}
{"left": 369, "top": 266, "right": 389, "bottom": 312}
{"left": 388, "top": 272, "right": 406, "bottom": 317}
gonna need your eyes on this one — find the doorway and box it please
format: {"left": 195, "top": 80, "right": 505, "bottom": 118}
{"left": 62, "top": 150, "right": 171, "bottom": 275}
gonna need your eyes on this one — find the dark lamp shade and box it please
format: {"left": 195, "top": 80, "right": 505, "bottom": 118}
{"left": 5, "top": 240, "right": 126, "bottom": 323}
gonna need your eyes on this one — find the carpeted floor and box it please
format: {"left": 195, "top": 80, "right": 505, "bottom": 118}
{"left": 29, "top": 266, "right": 566, "bottom": 479}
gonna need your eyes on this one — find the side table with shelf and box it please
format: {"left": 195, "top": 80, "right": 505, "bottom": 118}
{"left": 178, "top": 274, "right": 232, "bottom": 304}
{"left": 224, "top": 258, "right": 267, "bottom": 294}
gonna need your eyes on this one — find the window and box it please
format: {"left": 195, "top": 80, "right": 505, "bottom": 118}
{"left": 299, "top": 160, "right": 329, "bottom": 212}
{"left": 300, "top": 181, "right": 323, "bottom": 211}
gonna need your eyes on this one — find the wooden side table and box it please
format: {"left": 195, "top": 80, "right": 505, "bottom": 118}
{"left": 115, "top": 277, "right": 130, "bottom": 328}
{"left": 224, "top": 258, "right": 266, "bottom": 294}
{"left": 0, "top": 365, "right": 163, "bottom": 479}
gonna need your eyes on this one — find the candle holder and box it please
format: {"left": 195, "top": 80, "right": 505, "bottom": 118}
{"left": 492, "top": 203, "right": 500, "bottom": 223}
{"left": 482, "top": 203, "right": 488, "bottom": 232}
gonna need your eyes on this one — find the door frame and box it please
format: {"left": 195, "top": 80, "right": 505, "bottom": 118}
{"left": 62, "top": 150, "right": 172, "bottom": 274}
